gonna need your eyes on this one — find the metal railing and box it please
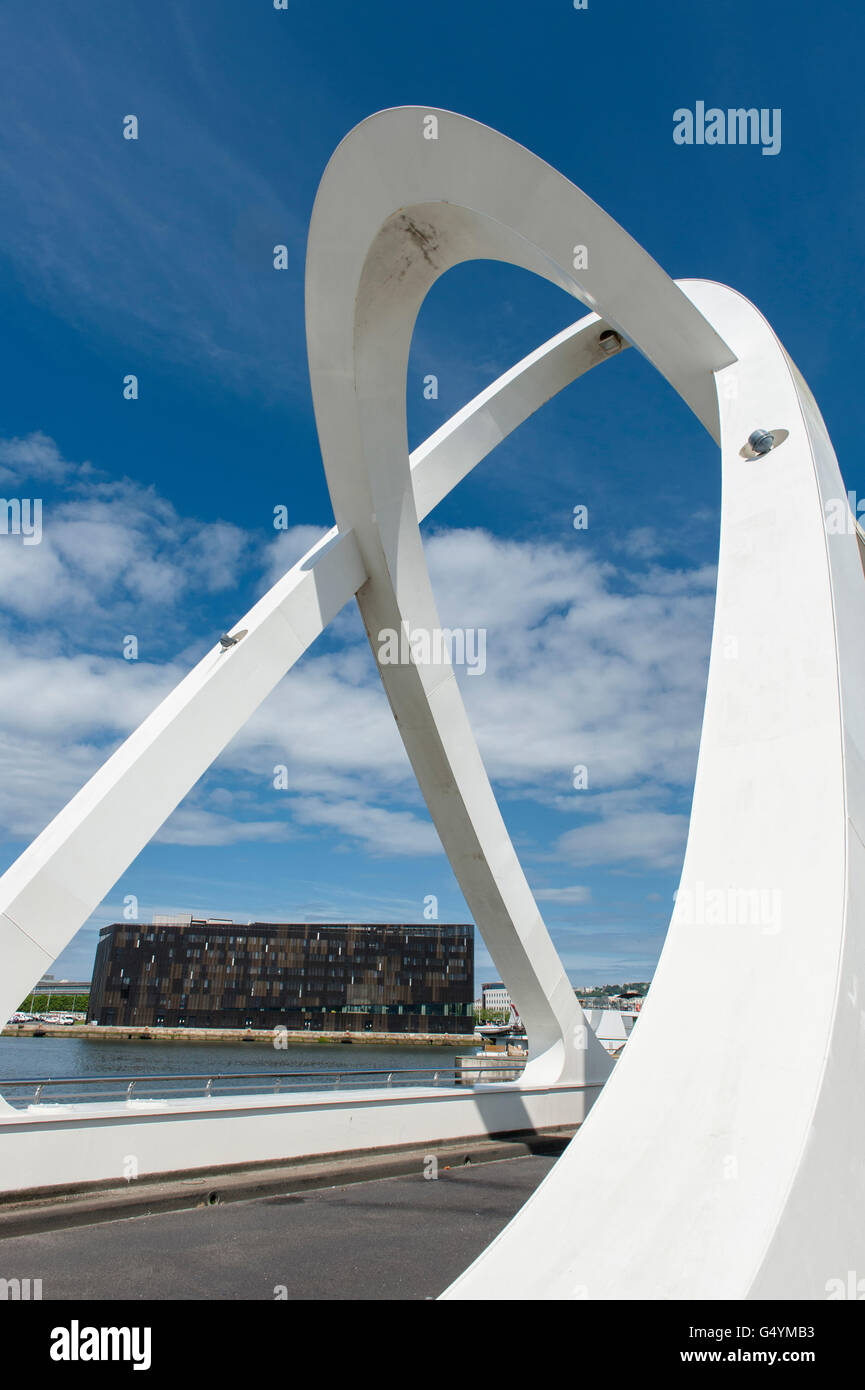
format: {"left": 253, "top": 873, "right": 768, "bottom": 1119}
{"left": 0, "top": 1060, "right": 528, "bottom": 1110}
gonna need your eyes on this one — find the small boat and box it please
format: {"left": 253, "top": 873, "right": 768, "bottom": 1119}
{"left": 476, "top": 1004, "right": 523, "bottom": 1040}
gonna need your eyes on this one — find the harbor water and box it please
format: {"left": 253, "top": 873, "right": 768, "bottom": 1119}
{"left": 0, "top": 1034, "right": 458, "bottom": 1084}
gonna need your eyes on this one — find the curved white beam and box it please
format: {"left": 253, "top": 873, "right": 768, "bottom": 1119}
{"left": 0, "top": 527, "right": 366, "bottom": 1028}
{"left": 306, "top": 107, "right": 734, "bottom": 1084}
{"left": 5, "top": 108, "right": 860, "bottom": 1302}
{"left": 0, "top": 307, "right": 625, "bottom": 1038}
{"left": 410, "top": 311, "right": 629, "bottom": 520}
{"left": 443, "top": 279, "right": 865, "bottom": 1299}
{"left": 1, "top": 108, "right": 731, "bottom": 1082}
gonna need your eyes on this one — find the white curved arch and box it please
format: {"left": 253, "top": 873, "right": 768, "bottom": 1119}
{"left": 410, "top": 311, "right": 630, "bottom": 521}
{"left": 0, "top": 305, "right": 625, "bottom": 1055}
{"left": 306, "top": 107, "right": 734, "bottom": 1084}
{"left": 1, "top": 108, "right": 862, "bottom": 1303}
{"left": 305, "top": 108, "right": 864, "bottom": 1295}
{"left": 443, "top": 278, "right": 865, "bottom": 1298}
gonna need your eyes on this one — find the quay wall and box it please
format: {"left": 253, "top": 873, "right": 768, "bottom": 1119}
{"left": 1, "top": 1024, "right": 477, "bottom": 1046}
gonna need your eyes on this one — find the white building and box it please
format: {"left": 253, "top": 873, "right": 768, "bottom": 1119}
{"left": 481, "top": 983, "right": 512, "bottom": 1012}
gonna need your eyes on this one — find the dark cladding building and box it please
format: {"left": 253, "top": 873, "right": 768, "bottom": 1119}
{"left": 89, "top": 918, "right": 475, "bottom": 1033}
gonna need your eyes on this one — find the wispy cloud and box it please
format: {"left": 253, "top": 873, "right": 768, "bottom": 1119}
{"left": 156, "top": 806, "right": 294, "bottom": 848}
{"left": 0, "top": 434, "right": 251, "bottom": 643}
{"left": 555, "top": 810, "right": 690, "bottom": 871}
{"left": 0, "top": 437, "right": 714, "bottom": 871}
{"left": 289, "top": 796, "right": 442, "bottom": 858}
{"left": 0, "top": 13, "right": 306, "bottom": 398}
{"left": 0, "top": 431, "right": 76, "bottom": 486}
{"left": 534, "top": 885, "right": 591, "bottom": 904}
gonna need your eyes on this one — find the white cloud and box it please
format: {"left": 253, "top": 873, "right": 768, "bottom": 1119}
{"left": 616, "top": 526, "right": 664, "bottom": 560}
{"left": 0, "top": 450, "right": 251, "bottom": 636}
{"left": 289, "top": 796, "right": 443, "bottom": 858}
{"left": 0, "top": 461, "right": 714, "bottom": 872}
{"left": 424, "top": 528, "right": 714, "bottom": 793}
{"left": 534, "top": 885, "right": 591, "bottom": 904}
{"left": 0, "top": 430, "right": 74, "bottom": 486}
{"left": 155, "top": 807, "right": 293, "bottom": 847}
{"left": 262, "top": 526, "right": 334, "bottom": 589}
{"left": 225, "top": 526, "right": 711, "bottom": 871}
{"left": 555, "top": 810, "right": 690, "bottom": 870}
{"left": 0, "top": 650, "right": 177, "bottom": 739}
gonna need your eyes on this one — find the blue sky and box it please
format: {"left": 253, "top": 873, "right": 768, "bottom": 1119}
{"left": 0, "top": 0, "right": 863, "bottom": 990}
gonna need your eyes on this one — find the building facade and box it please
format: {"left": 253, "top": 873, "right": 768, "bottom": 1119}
{"left": 89, "top": 919, "right": 475, "bottom": 1033}
{"left": 34, "top": 977, "right": 91, "bottom": 997}
{"left": 481, "top": 982, "right": 512, "bottom": 1012}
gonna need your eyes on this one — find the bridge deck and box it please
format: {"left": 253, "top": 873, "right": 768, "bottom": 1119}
{"left": 0, "top": 1151, "right": 556, "bottom": 1301}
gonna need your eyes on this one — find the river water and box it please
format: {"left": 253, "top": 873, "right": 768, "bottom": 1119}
{"left": 0, "top": 1034, "right": 467, "bottom": 1084}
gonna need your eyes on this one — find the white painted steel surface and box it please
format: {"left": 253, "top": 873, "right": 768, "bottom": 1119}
{"left": 0, "top": 310, "right": 624, "bottom": 1087}
{"left": 304, "top": 107, "right": 733, "bottom": 1089}
{"left": 0, "top": 1081, "right": 594, "bottom": 1195}
{"left": 0, "top": 109, "right": 860, "bottom": 1299}
{"left": 444, "top": 281, "right": 865, "bottom": 1299}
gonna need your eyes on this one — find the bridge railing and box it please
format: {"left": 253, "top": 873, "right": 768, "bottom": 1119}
{"left": 0, "top": 1060, "right": 528, "bottom": 1109}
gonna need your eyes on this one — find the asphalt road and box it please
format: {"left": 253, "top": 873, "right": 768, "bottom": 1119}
{"left": 0, "top": 1153, "right": 555, "bottom": 1300}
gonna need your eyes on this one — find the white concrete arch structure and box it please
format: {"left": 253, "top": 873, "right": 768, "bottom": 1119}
{"left": 0, "top": 306, "right": 622, "bottom": 1089}
{"left": 0, "top": 108, "right": 862, "bottom": 1300}
{"left": 304, "top": 107, "right": 736, "bottom": 1090}
{"left": 445, "top": 278, "right": 865, "bottom": 1300}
